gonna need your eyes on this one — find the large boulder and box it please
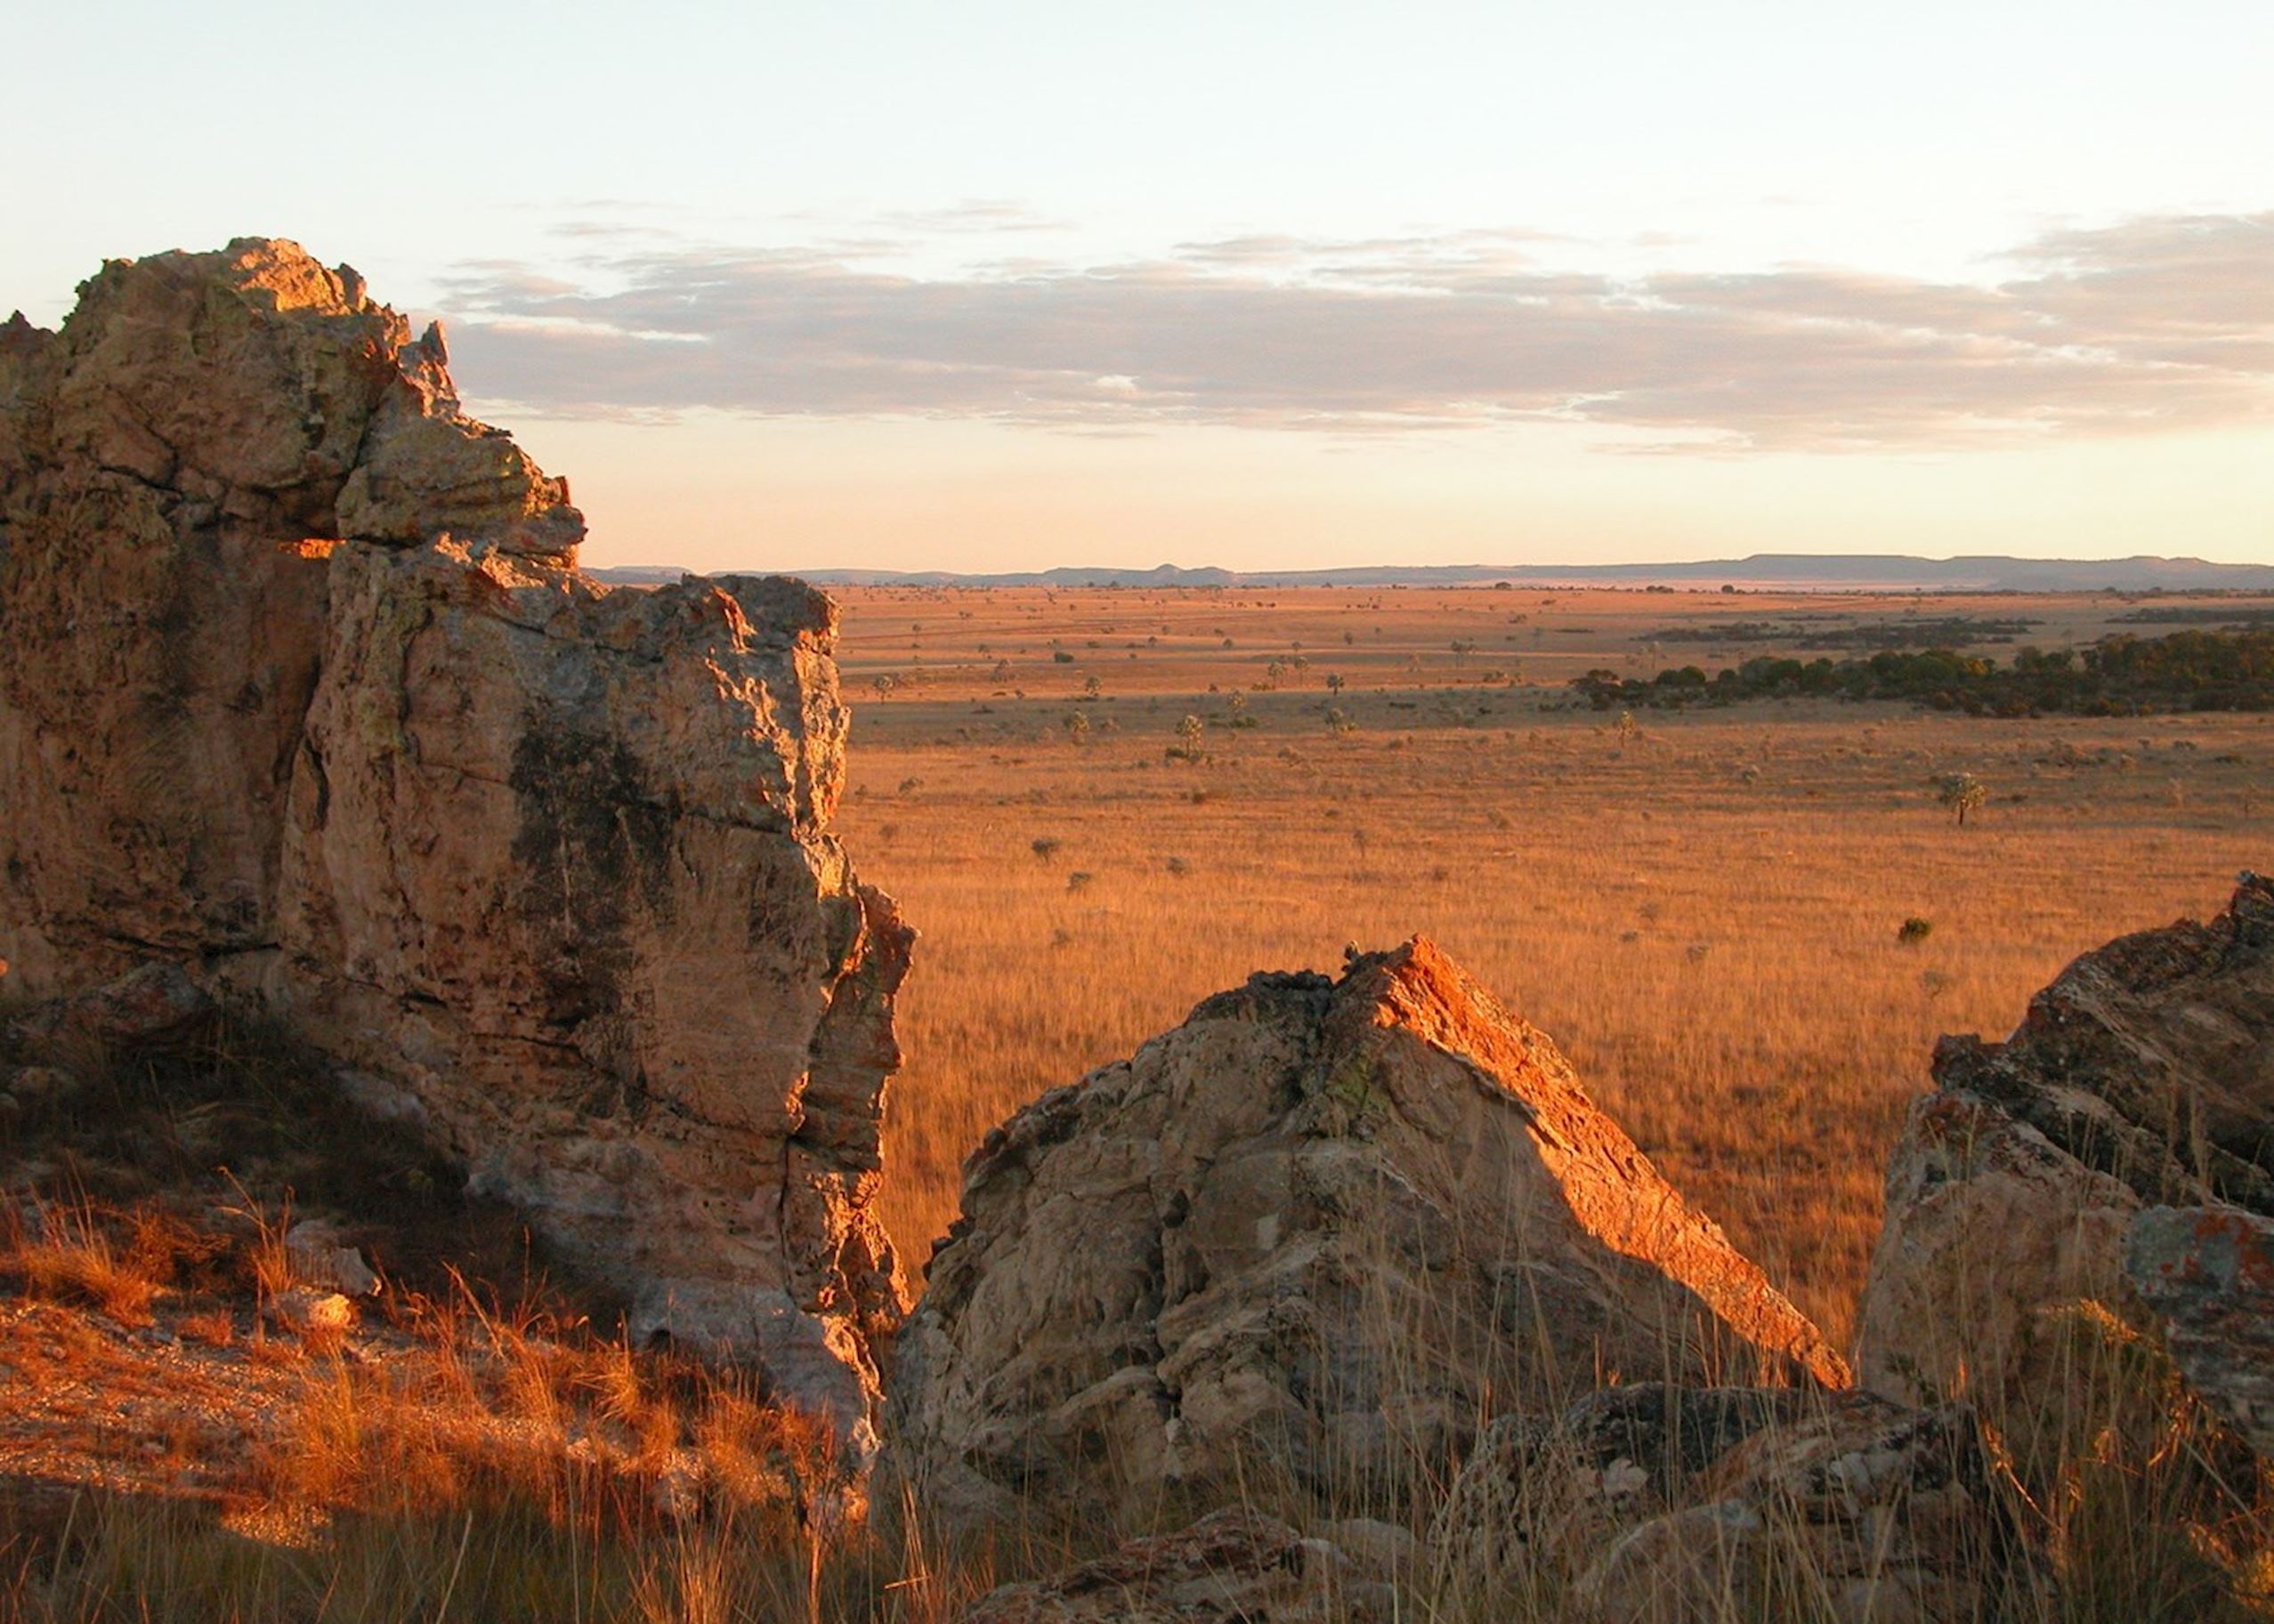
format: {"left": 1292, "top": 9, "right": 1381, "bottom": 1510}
{"left": 1430, "top": 1386, "right": 2019, "bottom": 1623}
{"left": 894, "top": 940, "right": 1847, "bottom": 1524}
{"left": 1856, "top": 874, "right": 2274, "bottom": 1428}
{"left": 0, "top": 240, "right": 910, "bottom": 1447}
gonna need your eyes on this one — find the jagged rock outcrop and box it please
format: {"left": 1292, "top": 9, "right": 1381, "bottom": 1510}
{"left": 0, "top": 239, "right": 910, "bottom": 1447}
{"left": 0, "top": 239, "right": 580, "bottom": 989}
{"left": 1431, "top": 1386, "right": 2018, "bottom": 1622}
{"left": 894, "top": 940, "right": 1846, "bottom": 1524}
{"left": 1856, "top": 875, "right": 2274, "bottom": 1429}
{"left": 2124, "top": 1205, "right": 2274, "bottom": 1458}
{"left": 959, "top": 1509, "right": 1392, "bottom": 1624}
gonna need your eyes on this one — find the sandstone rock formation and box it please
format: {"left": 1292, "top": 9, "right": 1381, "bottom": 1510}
{"left": 0, "top": 241, "right": 577, "bottom": 990}
{"left": 2124, "top": 1204, "right": 2274, "bottom": 1459}
{"left": 1431, "top": 1386, "right": 2017, "bottom": 1623}
{"left": 0, "top": 240, "right": 910, "bottom": 1446}
{"left": 894, "top": 940, "right": 1846, "bottom": 1524}
{"left": 959, "top": 1508, "right": 1391, "bottom": 1624}
{"left": 1857, "top": 874, "right": 2274, "bottom": 1426}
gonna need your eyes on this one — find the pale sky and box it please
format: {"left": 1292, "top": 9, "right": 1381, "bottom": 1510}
{"left": 9, "top": 0, "right": 2272, "bottom": 571}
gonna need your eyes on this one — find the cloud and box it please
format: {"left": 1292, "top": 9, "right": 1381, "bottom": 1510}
{"left": 870, "top": 199, "right": 1073, "bottom": 235}
{"left": 439, "top": 212, "right": 2274, "bottom": 450}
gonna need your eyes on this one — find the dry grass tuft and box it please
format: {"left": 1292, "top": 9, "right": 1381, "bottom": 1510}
{"left": 0, "top": 1199, "right": 197, "bottom": 1327}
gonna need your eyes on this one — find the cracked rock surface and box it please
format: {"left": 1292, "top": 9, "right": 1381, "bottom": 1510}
{"left": 893, "top": 938, "right": 1846, "bottom": 1524}
{"left": 1857, "top": 874, "right": 2274, "bottom": 1430}
{"left": 0, "top": 239, "right": 910, "bottom": 1448}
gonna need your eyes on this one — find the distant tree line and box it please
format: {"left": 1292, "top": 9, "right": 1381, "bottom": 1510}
{"left": 1648, "top": 615, "right": 2039, "bottom": 650}
{"left": 1570, "top": 628, "right": 2274, "bottom": 716}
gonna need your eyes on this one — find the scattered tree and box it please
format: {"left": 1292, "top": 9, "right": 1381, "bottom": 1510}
{"left": 1936, "top": 772, "right": 1988, "bottom": 826}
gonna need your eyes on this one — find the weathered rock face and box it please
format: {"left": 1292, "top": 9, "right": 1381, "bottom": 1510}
{"left": 277, "top": 543, "right": 913, "bottom": 1427}
{"left": 894, "top": 940, "right": 1846, "bottom": 1524}
{"left": 1431, "top": 1386, "right": 2018, "bottom": 1624}
{"left": 0, "top": 240, "right": 581, "bottom": 990}
{"left": 2124, "top": 1205, "right": 2274, "bottom": 1459}
{"left": 0, "top": 240, "right": 910, "bottom": 1446}
{"left": 1857, "top": 875, "right": 2274, "bottom": 1423}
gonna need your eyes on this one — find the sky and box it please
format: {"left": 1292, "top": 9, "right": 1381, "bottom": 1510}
{"left": 7, "top": 0, "right": 2272, "bottom": 572}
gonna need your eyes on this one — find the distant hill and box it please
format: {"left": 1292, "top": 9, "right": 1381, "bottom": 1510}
{"left": 588, "top": 554, "right": 2274, "bottom": 593}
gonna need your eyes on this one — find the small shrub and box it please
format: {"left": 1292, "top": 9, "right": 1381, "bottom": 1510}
{"left": 1898, "top": 917, "right": 1934, "bottom": 944}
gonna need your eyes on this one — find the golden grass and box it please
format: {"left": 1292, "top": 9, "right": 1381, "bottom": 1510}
{"left": 836, "top": 584, "right": 2270, "bottom": 1348}
{"left": 0, "top": 1200, "right": 208, "bottom": 1329}
{"left": 4, "top": 584, "right": 2270, "bottom": 1620}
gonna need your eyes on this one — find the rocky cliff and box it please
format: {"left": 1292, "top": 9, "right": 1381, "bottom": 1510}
{"left": 0, "top": 239, "right": 910, "bottom": 1447}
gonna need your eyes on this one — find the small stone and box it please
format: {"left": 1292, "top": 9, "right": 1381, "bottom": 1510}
{"left": 1321, "top": 1518, "right": 1419, "bottom": 1580}
{"left": 284, "top": 1219, "right": 380, "bottom": 1297}
{"left": 269, "top": 1289, "right": 354, "bottom": 1337}
{"left": 11, "top": 964, "right": 214, "bottom": 1056}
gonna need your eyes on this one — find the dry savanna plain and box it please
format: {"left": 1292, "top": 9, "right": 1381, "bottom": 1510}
{"left": 831, "top": 584, "right": 2274, "bottom": 1349}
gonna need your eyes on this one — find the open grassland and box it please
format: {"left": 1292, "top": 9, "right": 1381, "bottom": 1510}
{"left": 833, "top": 585, "right": 2274, "bottom": 1347}
{"left": 4, "top": 582, "right": 2270, "bottom": 1620}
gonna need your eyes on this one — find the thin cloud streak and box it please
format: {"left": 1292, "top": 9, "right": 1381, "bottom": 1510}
{"left": 441, "top": 213, "right": 2274, "bottom": 450}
